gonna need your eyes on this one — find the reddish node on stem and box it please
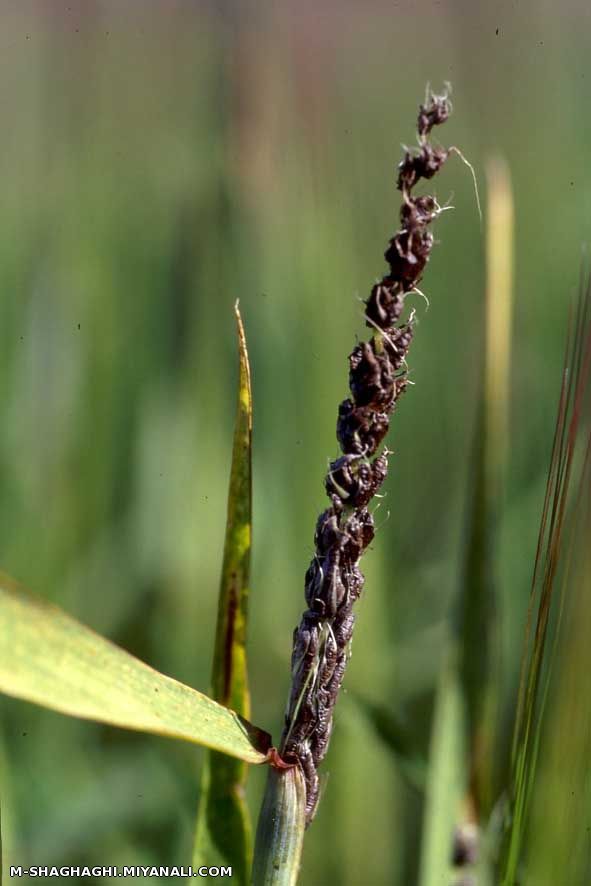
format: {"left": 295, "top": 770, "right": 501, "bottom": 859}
{"left": 267, "top": 747, "right": 296, "bottom": 770}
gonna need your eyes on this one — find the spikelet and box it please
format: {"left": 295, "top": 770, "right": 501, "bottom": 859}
{"left": 280, "top": 88, "right": 454, "bottom": 824}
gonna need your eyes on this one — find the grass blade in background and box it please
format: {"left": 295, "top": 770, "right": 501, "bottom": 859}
{"left": 500, "top": 276, "right": 591, "bottom": 885}
{"left": 524, "top": 456, "right": 591, "bottom": 885}
{"left": 419, "top": 653, "right": 466, "bottom": 886}
{"left": 349, "top": 693, "right": 427, "bottom": 792}
{"left": 456, "top": 157, "right": 514, "bottom": 821}
{"left": 194, "top": 304, "right": 254, "bottom": 884}
{"left": 0, "top": 573, "right": 270, "bottom": 763}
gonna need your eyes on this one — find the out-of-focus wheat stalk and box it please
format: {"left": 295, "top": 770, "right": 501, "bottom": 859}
{"left": 500, "top": 273, "right": 591, "bottom": 885}
{"left": 453, "top": 156, "right": 513, "bottom": 884}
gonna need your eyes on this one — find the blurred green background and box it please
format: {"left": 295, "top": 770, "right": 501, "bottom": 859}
{"left": 0, "top": 1, "right": 590, "bottom": 884}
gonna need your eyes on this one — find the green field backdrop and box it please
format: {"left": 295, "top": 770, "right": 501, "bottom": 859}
{"left": 1, "top": 2, "right": 590, "bottom": 884}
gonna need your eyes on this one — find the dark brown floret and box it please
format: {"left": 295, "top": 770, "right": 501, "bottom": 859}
{"left": 400, "top": 194, "right": 439, "bottom": 229}
{"left": 324, "top": 455, "right": 385, "bottom": 510}
{"left": 309, "top": 714, "right": 333, "bottom": 763}
{"left": 341, "top": 511, "right": 375, "bottom": 561}
{"left": 314, "top": 508, "right": 343, "bottom": 554}
{"left": 304, "top": 558, "right": 324, "bottom": 610}
{"left": 336, "top": 399, "right": 390, "bottom": 456}
{"left": 384, "top": 228, "right": 434, "bottom": 287}
{"left": 382, "top": 323, "right": 414, "bottom": 370}
{"left": 347, "top": 564, "right": 365, "bottom": 601}
{"left": 325, "top": 455, "right": 371, "bottom": 506}
{"left": 369, "top": 452, "right": 389, "bottom": 496}
{"left": 397, "top": 144, "right": 449, "bottom": 193}
{"left": 349, "top": 341, "right": 396, "bottom": 408}
{"left": 417, "top": 92, "right": 451, "bottom": 137}
{"left": 289, "top": 612, "right": 319, "bottom": 678}
{"left": 364, "top": 281, "right": 405, "bottom": 329}
{"left": 318, "top": 554, "right": 346, "bottom": 618}
{"left": 333, "top": 610, "right": 356, "bottom": 649}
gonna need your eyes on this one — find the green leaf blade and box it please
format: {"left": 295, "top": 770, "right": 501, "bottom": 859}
{"left": 419, "top": 653, "right": 466, "bottom": 886}
{"left": 194, "top": 751, "right": 252, "bottom": 884}
{"left": 194, "top": 304, "right": 254, "bottom": 884}
{"left": 211, "top": 302, "right": 253, "bottom": 716}
{"left": 0, "top": 574, "right": 270, "bottom": 764}
{"left": 500, "top": 276, "right": 591, "bottom": 885}
{"left": 350, "top": 692, "right": 427, "bottom": 792}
